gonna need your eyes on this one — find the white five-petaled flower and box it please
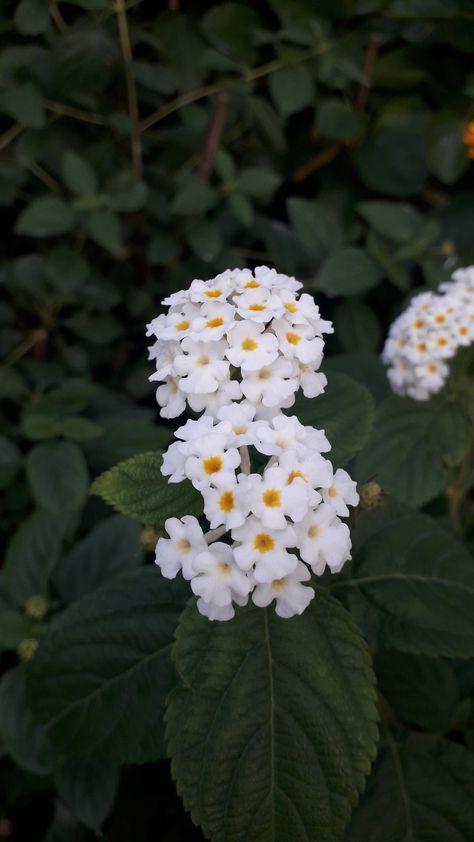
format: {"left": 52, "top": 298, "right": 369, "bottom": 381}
{"left": 295, "top": 504, "right": 351, "bottom": 575}
{"left": 252, "top": 561, "right": 315, "bottom": 618}
{"left": 154, "top": 516, "right": 207, "bottom": 580}
{"left": 191, "top": 543, "right": 251, "bottom": 607}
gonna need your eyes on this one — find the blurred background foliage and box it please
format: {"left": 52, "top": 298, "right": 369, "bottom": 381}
{"left": 1, "top": 0, "right": 474, "bottom": 838}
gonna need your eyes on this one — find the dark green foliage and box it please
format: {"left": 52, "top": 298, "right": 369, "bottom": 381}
{"left": 1, "top": 0, "right": 474, "bottom": 838}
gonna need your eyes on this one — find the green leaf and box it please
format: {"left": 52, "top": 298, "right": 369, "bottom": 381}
{"left": 16, "top": 197, "right": 76, "bottom": 237}
{"left": 237, "top": 168, "right": 282, "bottom": 200}
{"left": 62, "top": 151, "right": 98, "bottom": 197}
{"left": 355, "top": 126, "right": 427, "bottom": 197}
{"left": 0, "top": 434, "right": 22, "bottom": 490}
{"left": 106, "top": 170, "right": 148, "bottom": 212}
{"left": 27, "top": 570, "right": 186, "bottom": 763}
{"left": 292, "top": 371, "right": 375, "bottom": 466}
{"left": 186, "top": 218, "right": 222, "bottom": 262}
{"left": 356, "top": 200, "right": 422, "bottom": 242}
{"left": 227, "top": 191, "right": 253, "bottom": 226}
{"left": 85, "top": 209, "right": 123, "bottom": 255}
{"left": 0, "top": 82, "right": 45, "bottom": 128}
{"left": 54, "top": 515, "right": 144, "bottom": 603}
{"left": 202, "top": 3, "right": 259, "bottom": 63}
{"left": 166, "top": 592, "right": 378, "bottom": 842}
{"left": 269, "top": 66, "right": 314, "bottom": 117}
{"left": 315, "top": 247, "right": 382, "bottom": 296}
{"left": 148, "top": 231, "right": 180, "bottom": 265}
{"left": 4, "top": 510, "right": 65, "bottom": 605}
{"left": 60, "top": 416, "right": 103, "bottom": 441}
{"left": 318, "top": 99, "right": 367, "bottom": 139}
{"left": 347, "top": 734, "right": 474, "bottom": 842}
{"left": 0, "top": 611, "right": 36, "bottom": 649}
{"left": 26, "top": 442, "right": 89, "bottom": 513}
{"left": 171, "top": 173, "right": 218, "bottom": 216}
{"left": 345, "top": 504, "right": 474, "bottom": 658}
{"left": 14, "top": 0, "right": 49, "bottom": 34}
{"left": 249, "top": 96, "right": 286, "bottom": 153}
{"left": 427, "top": 111, "right": 469, "bottom": 185}
{"left": 82, "top": 417, "right": 171, "bottom": 472}
{"left": 375, "top": 650, "right": 470, "bottom": 732}
{"left": 324, "top": 353, "right": 391, "bottom": 402}
{"left": 333, "top": 299, "right": 381, "bottom": 353}
{"left": 56, "top": 758, "right": 119, "bottom": 831}
{"left": 0, "top": 666, "right": 56, "bottom": 775}
{"left": 287, "top": 197, "right": 344, "bottom": 261}
{"left": 355, "top": 395, "right": 470, "bottom": 507}
{"left": 91, "top": 451, "right": 202, "bottom": 528}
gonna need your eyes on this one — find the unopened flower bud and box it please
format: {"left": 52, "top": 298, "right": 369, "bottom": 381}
{"left": 17, "top": 638, "right": 38, "bottom": 663}
{"left": 358, "top": 481, "right": 383, "bottom": 511}
{"left": 140, "top": 527, "right": 161, "bottom": 551}
{"left": 24, "top": 595, "right": 48, "bottom": 622}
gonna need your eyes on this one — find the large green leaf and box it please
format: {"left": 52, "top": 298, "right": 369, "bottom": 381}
{"left": 166, "top": 592, "right": 378, "bottom": 842}
{"left": 53, "top": 514, "right": 144, "bottom": 604}
{"left": 91, "top": 450, "right": 203, "bottom": 528}
{"left": 26, "top": 442, "right": 89, "bottom": 513}
{"left": 340, "top": 505, "right": 474, "bottom": 657}
{"left": 347, "top": 734, "right": 474, "bottom": 842}
{"left": 55, "top": 758, "right": 119, "bottom": 832}
{"left": 4, "top": 510, "right": 65, "bottom": 605}
{"left": 82, "top": 417, "right": 171, "bottom": 472}
{"left": 0, "top": 434, "right": 22, "bottom": 490}
{"left": 355, "top": 396, "right": 470, "bottom": 507}
{"left": 15, "top": 197, "right": 76, "bottom": 237}
{"left": 291, "top": 372, "right": 375, "bottom": 466}
{"left": 314, "top": 247, "right": 382, "bottom": 297}
{"left": 0, "top": 665, "right": 56, "bottom": 775}
{"left": 27, "top": 569, "right": 187, "bottom": 763}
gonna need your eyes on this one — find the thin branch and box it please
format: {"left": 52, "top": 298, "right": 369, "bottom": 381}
{"left": 293, "top": 143, "right": 340, "bottom": 182}
{"left": 44, "top": 100, "right": 107, "bottom": 125}
{"left": 356, "top": 32, "right": 383, "bottom": 111}
{"left": 239, "top": 445, "right": 251, "bottom": 475}
{"left": 49, "top": 0, "right": 67, "bottom": 32}
{"left": 27, "top": 161, "right": 61, "bottom": 193}
{"left": 198, "top": 92, "right": 228, "bottom": 182}
{"left": 115, "top": 0, "right": 142, "bottom": 177}
{"left": 205, "top": 525, "right": 227, "bottom": 544}
{"left": 0, "top": 122, "right": 23, "bottom": 151}
{"left": 140, "top": 42, "right": 331, "bottom": 133}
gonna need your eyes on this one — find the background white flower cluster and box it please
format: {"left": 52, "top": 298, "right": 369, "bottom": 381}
{"left": 382, "top": 266, "right": 474, "bottom": 400}
{"left": 147, "top": 266, "right": 359, "bottom": 621}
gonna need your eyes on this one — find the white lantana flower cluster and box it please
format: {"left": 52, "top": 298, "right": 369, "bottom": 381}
{"left": 148, "top": 266, "right": 359, "bottom": 621}
{"left": 382, "top": 267, "right": 474, "bottom": 400}
{"left": 146, "top": 265, "right": 332, "bottom": 419}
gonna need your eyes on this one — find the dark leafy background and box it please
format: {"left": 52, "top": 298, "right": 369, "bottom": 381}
{"left": 1, "top": 0, "right": 474, "bottom": 839}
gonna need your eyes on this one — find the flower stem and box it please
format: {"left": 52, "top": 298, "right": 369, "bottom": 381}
{"left": 239, "top": 445, "right": 251, "bottom": 475}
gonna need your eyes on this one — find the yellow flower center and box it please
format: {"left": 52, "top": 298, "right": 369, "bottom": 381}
{"left": 241, "top": 338, "right": 258, "bottom": 351}
{"left": 417, "top": 342, "right": 427, "bottom": 353}
{"left": 244, "top": 280, "right": 260, "bottom": 288}
{"left": 219, "top": 491, "right": 235, "bottom": 512}
{"left": 434, "top": 314, "right": 445, "bottom": 324}
{"left": 437, "top": 337, "right": 447, "bottom": 347}
{"left": 206, "top": 317, "right": 224, "bottom": 328}
{"left": 253, "top": 533, "right": 275, "bottom": 554}
{"left": 258, "top": 368, "right": 271, "bottom": 380}
{"left": 205, "top": 289, "right": 222, "bottom": 298}
{"left": 203, "top": 456, "right": 223, "bottom": 475}
{"left": 308, "top": 525, "right": 319, "bottom": 539}
{"left": 272, "top": 577, "right": 287, "bottom": 590}
{"left": 233, "top": 424, "right": 247, "bottom": 435}
{"left": 216, "top": 561, "right": 231, "bottom": 575}
{"left": 175, "top": 320, "right": 190, "bottom": 331}
{"left": 262, "top": 489, "right": 281, "bottom": 508}
{"left": 412, "top": 319, "right": 424, "bottom": 329}
{"left": 249, "top": 303, "right": 266, "bottom": 311}
{"left": 176, "top": 538, "right": 191, "bottom": 554}
{"left": 286, "top": 332, "right": 301, "bottom": 345}
{"left": 287, "top": 470, "right": 305, "bottom": 484}
{"left": 196, "top": 354, "right": 210, "bottom": 366}
{"left": 327, "top": 485, "right": 337, "bottom": 497}
{"left": 284, "top": 302, "right": 298, "bottom": 313}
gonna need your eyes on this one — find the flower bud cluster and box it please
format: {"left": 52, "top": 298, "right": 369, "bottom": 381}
{"left": 148, "top": 267, "right": 359, "bottom": 621}
{"left": 382, "top": 267, "right": 474, "bottom": 400}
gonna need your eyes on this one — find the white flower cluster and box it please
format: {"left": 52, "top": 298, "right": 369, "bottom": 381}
{"left": 382, "top": 267, "right": 474, "bottom": 400}
{"left": 146, "top": 265, "right": 332, "bottom": 419}
{"left": 148, "top": 266, "right": 359, "bottom": 621}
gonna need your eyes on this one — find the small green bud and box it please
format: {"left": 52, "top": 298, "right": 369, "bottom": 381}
{"left": 24, "top": 594, "right": 48, "bottom": 622}
{"left": 140, "top": 527, "right": 160, "bottom": 551}
{"left": 358, "top": 481, "right": 383, "bottom": 511}
{"left": 17, "top": 638, "right": 38, "bottom": 663}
